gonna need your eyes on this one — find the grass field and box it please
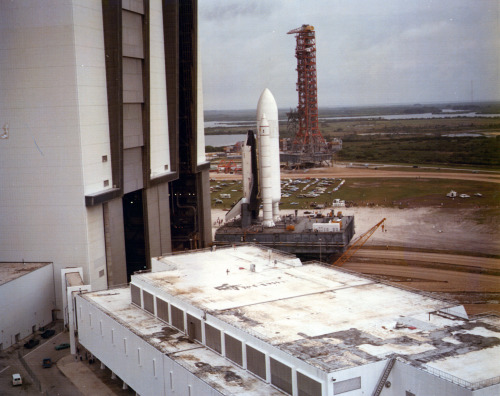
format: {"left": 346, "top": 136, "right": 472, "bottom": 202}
{"left": 211, "top": 177, "right": 499, "bottom": 211}
{"left": 206, "top": 115, "right": 500, "bottom": 169}
{"left": 336, "top": 135, "right": 500, "bottom": 168}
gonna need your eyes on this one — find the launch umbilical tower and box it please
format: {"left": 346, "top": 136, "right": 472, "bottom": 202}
{"left": 287, "top": 24, "right": 327, "bottom": 155}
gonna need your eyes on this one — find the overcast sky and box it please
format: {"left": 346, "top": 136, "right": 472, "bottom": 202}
{"left": 198, "top": 0, "right": 499, "bottom": 110}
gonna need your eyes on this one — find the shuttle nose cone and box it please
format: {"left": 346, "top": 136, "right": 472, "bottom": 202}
{"left": 256, "top": 88, "right": 278, "bottom": 122}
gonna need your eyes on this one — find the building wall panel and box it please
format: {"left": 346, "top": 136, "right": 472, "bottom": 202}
{"left": 123, "top": 103, "right": 144, "bottom": 149}
{"left": 171, "top": 305, "right": 184, "bottom": 332}
{"left": 246, "top": 344, "right": 266, "bottom": 380}
{"left": 122, "top": 0, "right": 145, "bottom": 15}
{"left": 225, "top": 333, "right": 243, "bottom": 366}
{"left": 122, "top": 10, "right": 144, "bottom": 59}
{"left": 123, "top": 57, "right": 144, "bottom": 103}
{"left": 76, "top": 296, "right": 164, "bottom": 395}
{"left": 196, "top": 41, "right": 206, "bottom": 165}
{"left": 205, "top": 324, "right": 222, "bottom": 354}
{"left": 143, "top": 290, "right": 154, "bottom": 314}
{"left": 149, "top": 0, "right": 171, "bottom": 179}
{"left": 156, "top": 298, "right": 169, "bottom": 322}
{"left": 123, "top": 147, "right": 144, "bottom": 194}
{"left": 86, "top": 205, "right": 108, "bottom": 290}
{"left": 77, "top": 294, "right": 226, "bottom": 396}
{"left": 186, "top": 314, "right": 202, "bottom": 342}
{"left": 0, "top": 264, "right": 55, "bottom": 350}
{"left": 270, "top": 357, "right": 293, "bottom": 395}
{"left": 383, "top": 360, "right": 474, "bottom": 396}
{"left": 297, "top": 371, "right": 322, "bottom": 396}
{"left": 73, "top": 1, "right": 113, "bottom": 196}
{"left": 104, "top": 198, "right": 128, "bottom": 286}
{"left": 0, "top": 1, "right": 116, "bottom": 313}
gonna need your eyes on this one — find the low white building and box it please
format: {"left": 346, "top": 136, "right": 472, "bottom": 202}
{"left": 75, "top": 246, "right": 500, "bottom": 395}
{"left": 0, "top": 262, "right": 55, "bottom": 350}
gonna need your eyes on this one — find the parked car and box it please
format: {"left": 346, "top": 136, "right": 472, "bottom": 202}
{"left": 55, "top": 343, "right": 70, "bottom": 350}
{"left": 41, "top": 329, "right": 55, "bottom": 339}
{"left": 24, "top": 339, "right": 39, "bottom": 349}
{"left": 12, "top": 373, "right": 22, "bottom": 386}
{"left": 42, "top": 358, "right": 52, "bottom": 368}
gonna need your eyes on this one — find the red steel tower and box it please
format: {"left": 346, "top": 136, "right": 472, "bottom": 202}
{"left": 287, "top": 25, "right": 327, "bottom": 154}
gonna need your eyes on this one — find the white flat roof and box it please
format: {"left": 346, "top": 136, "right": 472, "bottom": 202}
{"left": 86, "top": 245, "right": 500, "bottom": 387}
{"left": 0, "top": 262, "right": 51, "bottom": 286}
{"left": 142, "top": 246, "right": 500, "bottom": 381}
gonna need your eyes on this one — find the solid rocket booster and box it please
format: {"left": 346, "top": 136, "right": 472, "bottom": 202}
{"left": 257, "top": 88, "right": 281, "bottom": 221}
{"left": 259, "top": 114, "right": 275, "bottom": 227}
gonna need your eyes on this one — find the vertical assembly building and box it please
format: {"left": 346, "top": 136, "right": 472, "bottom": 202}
{"left": 0, "top": 0, "right": 212, "bottom": 314}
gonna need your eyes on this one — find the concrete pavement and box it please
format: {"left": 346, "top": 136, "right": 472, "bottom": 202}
{"left": 0, "top": 323, "right": 134, "bottom": 396}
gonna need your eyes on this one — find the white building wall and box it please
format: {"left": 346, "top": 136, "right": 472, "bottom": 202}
{"left": 76, "top": 294, "right": 224, "bottom": 396}
{"left": 0, "top": 1, "right": 110, "bottom": 313}
{"left": 325, "top": 360, "right": 387, "bottom": 396}
{"left": 72, "top": 0, "right": 113, "bottom": 195}
{"left": 165, "top": 359, "right": 224, "bottom": 396}
{"left": 0, "top": 264, "right": 55, "bottom": 350}
{"left": 384, "top": 360, "right": 473, "bottom": 396}
{"left": 149, "top": 0, "right": 171, "bottom": 179}
{"left": 85, "top": 205, "right": 108, "bottom": 291}
{"left": 474, "top": 384, "right": 500, "bottom": 396}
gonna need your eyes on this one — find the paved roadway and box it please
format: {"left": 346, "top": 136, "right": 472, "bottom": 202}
{"left": 0, "top": 327, "right": 134, "bottom": 396}
{"left": 22, "top": 332, "right": 84, "bottom": 396}
{"left": 0, "top": 329, "right": 82, "bottom": 396}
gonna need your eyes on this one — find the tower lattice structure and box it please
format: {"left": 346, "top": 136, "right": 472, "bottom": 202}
{"left": 287, "top": 25, "right": 327, "bottom": 154}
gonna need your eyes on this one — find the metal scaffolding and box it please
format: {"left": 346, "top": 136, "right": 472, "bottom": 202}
{"left": 287, "top": 25, "right": 327, "bottom": 154}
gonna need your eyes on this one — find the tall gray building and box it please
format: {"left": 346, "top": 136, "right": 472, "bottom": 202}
{"left": 0, "top": 0, "right": 212, "bottom": 314}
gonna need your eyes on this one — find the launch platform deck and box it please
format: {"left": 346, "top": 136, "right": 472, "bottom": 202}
{"left": 214, "top": 214, "right": 355, "bottom": 259}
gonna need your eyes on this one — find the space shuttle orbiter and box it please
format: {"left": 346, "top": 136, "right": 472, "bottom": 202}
{"left": 224, "top": 88, "right": 281, "bottom": 228}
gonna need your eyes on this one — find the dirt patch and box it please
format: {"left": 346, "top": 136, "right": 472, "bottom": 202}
{"left": 195, "top": 362, "right": 243, "bottom": 384}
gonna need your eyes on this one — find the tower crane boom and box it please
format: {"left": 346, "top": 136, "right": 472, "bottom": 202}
{"left": 333, "top": 218, "right": 386, "bottom": 267}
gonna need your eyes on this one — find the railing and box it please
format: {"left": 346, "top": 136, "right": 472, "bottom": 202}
{"left": 372, "top": 357, "right": 395, "bottom": 396}
{"left": 397, "top": 357, "right": 500, "bottom": 390}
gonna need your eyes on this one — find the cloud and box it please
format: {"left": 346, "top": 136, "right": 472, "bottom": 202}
{"left": 199, "top": 0, "right": 500, "bottom": 109}
{"left": 200, "top": 0, "right": 281, "bottom": 21}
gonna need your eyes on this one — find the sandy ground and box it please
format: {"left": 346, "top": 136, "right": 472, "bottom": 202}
{"left": 212, "top": 206, "right": 499, "bottom": 256}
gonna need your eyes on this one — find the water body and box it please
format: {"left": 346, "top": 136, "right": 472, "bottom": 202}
{"left": 204, "top": 111, "right": 500, "bottom": 147}
{"left": 320, "top": 112, "right": 500, "bottom": 121}
{"left": 205, "top": 111, "right": 499, "bottom": 129}
{"left": 205, "top": 134, "right": 248, "bottom": 147}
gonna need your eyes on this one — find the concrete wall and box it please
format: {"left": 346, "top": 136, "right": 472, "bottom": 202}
{"left": 0, "top": 264, "right": 55, "bottom": 350}
{"left": 0, "top": 1, "right": 112, "bottom": 312}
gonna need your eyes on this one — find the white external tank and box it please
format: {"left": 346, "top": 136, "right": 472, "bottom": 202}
{"left": 259, "top": 114, "right": 274, "bottom": 227}
{"left": 257, "top": 88, "right": 281, "bottom": 221}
